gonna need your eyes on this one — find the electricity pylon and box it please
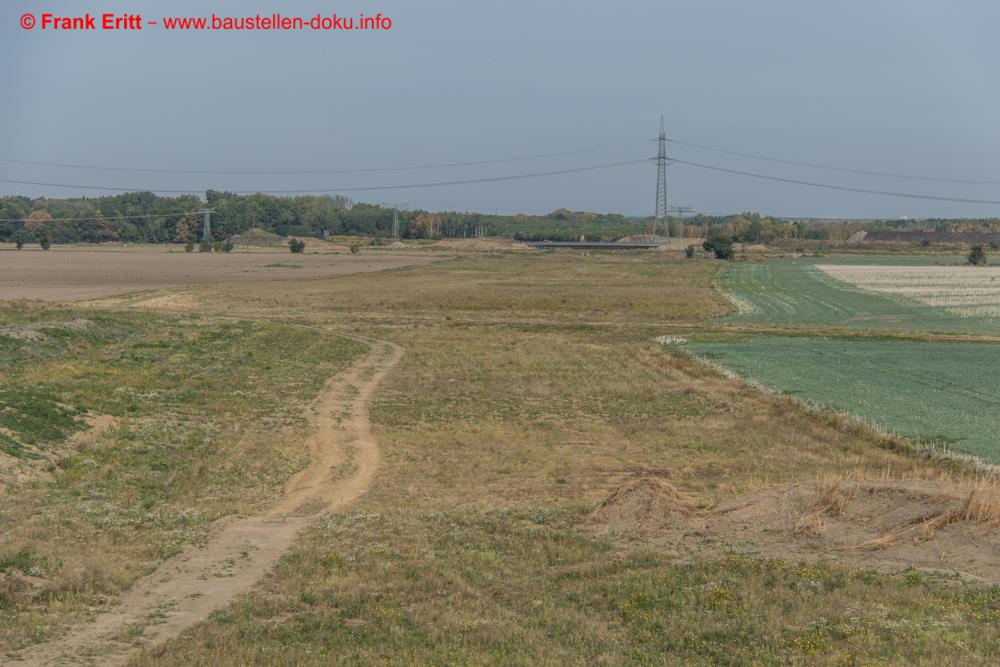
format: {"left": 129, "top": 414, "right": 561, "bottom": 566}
{"left": 198, "top": 208, "right": 216, "bottom": 241}
{"left": 655, "top": 116, "right": 668, "bottom": 238}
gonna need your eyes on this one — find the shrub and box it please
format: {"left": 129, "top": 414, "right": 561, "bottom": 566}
{"left": 221, "top": 239, "right": 234, "bottom": 253}
{"left": 288, "top": 238, "right": 306, "bottom": 253}
{"left": 199, "top": 239, "right": 212, "bottom": 253}
{"left": 184, "top": 242, "right": 194, "bottom": 252}
{"left": 349, "top": 242, "right": 361, "bottom": 255}
{"left": 969, "top": 244, "right": 988, "bottom": 266}
{"left": 685, "top": 245, "right": 696, "bottom": 259}
{"left": 39, "top": 235, "right": 51, "bottom": 251}
{"left": 12, "top": 231, "right": 24, "bottom": 250}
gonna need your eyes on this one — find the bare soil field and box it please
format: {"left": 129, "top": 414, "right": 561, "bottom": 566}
{"left": 0, "top": 246, "right": 441, "bottom": 301}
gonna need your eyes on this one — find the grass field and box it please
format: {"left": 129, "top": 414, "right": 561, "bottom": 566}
{"left": 6, "top": 250, "right": 1000, "bottom": 665}
{"left": 125, "top": 253, "right": 1000, "bottom": 665}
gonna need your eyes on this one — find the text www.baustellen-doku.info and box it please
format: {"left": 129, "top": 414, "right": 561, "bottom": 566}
{"left": 19, "top": 12, "right": 392, "bottom": 31}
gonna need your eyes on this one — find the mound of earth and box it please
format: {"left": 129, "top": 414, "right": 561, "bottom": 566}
{"left": 230, "top": 228, "right": 287, "bottom": 247}
{"left": 618, "top": 234, "right": 669, "bottom": 243}
{"left": 586, "top": 478, "right": 693, "bottom": 536}
{"left": 588, "top": 477, "right": 1000, "bottom": 582}
{"left": 428, "top": 238, "right": 527, "bottom": 251}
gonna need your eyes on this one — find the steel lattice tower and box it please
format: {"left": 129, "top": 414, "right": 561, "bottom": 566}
{"left": 654, "top": 116, "right": 668, "bottom": 238}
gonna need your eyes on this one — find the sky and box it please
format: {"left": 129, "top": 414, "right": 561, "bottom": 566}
{"left": 3, "top": 0, "right": 1000, "bottom": 218}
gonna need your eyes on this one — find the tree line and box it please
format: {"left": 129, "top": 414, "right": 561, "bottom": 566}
{"left": 0, "top": 192, "right": 649, "bottom": 244}
{"left": 3, "top": 190, "right": 998, "bottom": 245}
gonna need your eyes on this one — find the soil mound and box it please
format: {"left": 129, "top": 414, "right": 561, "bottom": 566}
{"left": 587, "top": 477, "right": 694, "bottom": 536}
{"left": 429, "top": 238, "right": 526, "bottom": 251}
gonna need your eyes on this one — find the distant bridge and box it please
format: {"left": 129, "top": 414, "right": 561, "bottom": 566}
{"left": 523, "top": 241, "right": 663, "bottom": 250}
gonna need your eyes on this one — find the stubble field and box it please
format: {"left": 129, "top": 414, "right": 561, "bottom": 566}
{"left": 817, "top": 263, "right": 1000, "bottom": 318}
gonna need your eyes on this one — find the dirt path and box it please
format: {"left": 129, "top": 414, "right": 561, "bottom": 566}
{"left": 8, "top": 334, "right": 403, "bottom": 666}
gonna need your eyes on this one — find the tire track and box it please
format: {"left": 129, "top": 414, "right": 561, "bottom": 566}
{"left": 7, "top": 335, "right": 402, "bottom": 666}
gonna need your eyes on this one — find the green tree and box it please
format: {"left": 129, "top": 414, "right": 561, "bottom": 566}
{"left": 969, "top": 244, "right": 988, "bottom": 266}
{"left": 288, "top": 238, "right": 305, "bottom": 253}
{"left": 12, "top": 231, "right": 25, "bottom": 250}
{"left": 703, "top": 228, "right": 734, "bottom": 260}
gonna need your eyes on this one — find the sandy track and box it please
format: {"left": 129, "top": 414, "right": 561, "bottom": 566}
{"left": 8, "top": 335, "right": 403, "bottom": 666}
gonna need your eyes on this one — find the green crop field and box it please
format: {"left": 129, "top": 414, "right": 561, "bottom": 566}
{"left": 717, "top": 257, "right": 1000, "bottom": 334}
{"left": 701, "top": 255, "right": 1000, "bottom": 463}
{"left": 688, "top": 336, "right": 1000, "bottom": 462}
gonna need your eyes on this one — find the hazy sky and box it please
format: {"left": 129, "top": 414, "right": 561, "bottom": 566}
{"left": 4, "top": 0, "right": 1000, "bottom": 218}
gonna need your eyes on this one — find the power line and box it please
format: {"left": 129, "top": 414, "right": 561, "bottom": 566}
{"left": 8, "top": 136, "right": 995, "bottom": 186}
{"left": 671, "top": 158, "right": 1000, "bottom": 206}
{"left": 0, "top": 158, "right": 648, "bottom": 196}
{"left": 0, "top": 148, "right": 603, "bottom": 176}
{"left": 669, "top": 138, "right": 1000, "bottom": 187}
